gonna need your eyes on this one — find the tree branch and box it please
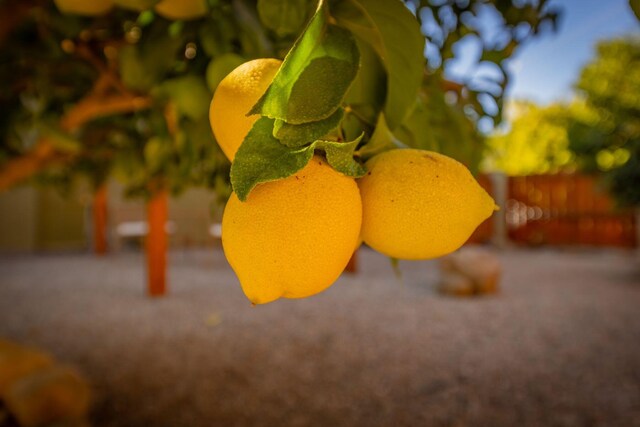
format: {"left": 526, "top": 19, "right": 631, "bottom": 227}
{"left": 0, "top": 93, "right": 152, "bottom": 191}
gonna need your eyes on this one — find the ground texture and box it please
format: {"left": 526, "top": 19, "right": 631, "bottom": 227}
{"left": 0, "top": 247, "right": 639, "bottom": 427}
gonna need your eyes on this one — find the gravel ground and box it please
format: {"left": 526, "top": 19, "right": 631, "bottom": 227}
{"left": 0, "top": 246, "right": 639, "bottom": 427}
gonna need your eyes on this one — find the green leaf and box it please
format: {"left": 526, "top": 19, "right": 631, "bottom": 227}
{"left": 257, "top": 0, "right": 309, "bottom": 37}
{"left": 119, "top": 45, "right": 153, "bottom": 91}
{"left": 231, "top": 117, "right": 315, "bottom": 201}
{"left": 273, "top": 108, "right": 344, "bottom": 147}
{"left": 234, "top": 0, "right": 274, "bottom": 58}
{"left": 344, "top": 36, "right": 386, "bottom": 116}
{"left": 332, "top": 0, "right": 425, "bottom": 130}
{"left": 315, "top": 134, "right": 366, "bottom": 177}
{"left": 38, "top": 123, "right": 81, "bottom": 154}
{"left": 119, "top": 34, "right": 184, "bottom": 91}
{"left": 480, "top": 40, "right": 517, "bottom": 65}
{"left": 631, "top": 0, "right": 640, "bottom": 20}
{"left": 183, "top": 117, "right": 216, "bottom": 151}
{"left": 144, "top": 137, "right": 171, "bottom": 174}
{"left": 393, "top": 96, "right": 439, "bottom": 151}
{"left": 154, "top": 76, "right": 211, "bottom": 121}
{"left": 356, "top": 113, "right": 406, "bottom": 160}
{"left": 198, "top": 22, "right": 228, "bottom": 57}
{"left": 250, "top": 1, "right": 360, "bottom": 124}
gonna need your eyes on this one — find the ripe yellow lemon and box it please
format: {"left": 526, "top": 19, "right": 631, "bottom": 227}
{"left": 209, "top": 58, "right": 281, "bottom": 161}
{"left": 358, "top": 149, "right": 497, "bottom": 260}
{"left": 54, "top": 0, "right": 113, "bottom": 15}
{"left": 222, "top": 156, "right": 362, "bottom": 304}
{"left": 154, "top": 0, "right": 208, "bottom": 20}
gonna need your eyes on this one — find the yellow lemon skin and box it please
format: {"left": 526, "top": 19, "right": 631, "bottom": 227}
{"left": 222, "top": 156, "right": 362, "bottom": 304}
{"left": 154, "top": 0, "right": 208, "bottom": 20}
{"left": 54, "top": 0, "right": 113, "bottom": 15}
{"left": 358, "top": 149, "right": 497, "bottom": 260}
{"left": 209, "top": 59, "right": 281, "bottom": 161}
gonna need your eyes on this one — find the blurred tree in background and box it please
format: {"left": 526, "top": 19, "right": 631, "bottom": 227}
{"left": 0, "top": 0, "right": 559, "bottom": 199}
{"left": 484, "top": 36, "right": 640, "bottom": 208}
{"left": 572, "top": 37, "right": 640, "bottom": 207}
{"left": 482, "top": 101, "right": 577, "bottom": 175}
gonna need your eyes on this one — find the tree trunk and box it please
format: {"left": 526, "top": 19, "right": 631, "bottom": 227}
{"left": 146, "top": 190, "right": 168, "bottom": 296}
{"left": 92, "top": 185, "right": 108, "bottom": 255}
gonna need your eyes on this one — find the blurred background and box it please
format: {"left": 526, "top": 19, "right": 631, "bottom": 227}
{"left": 0, "top": 0, "right": 639, "bottom": 426}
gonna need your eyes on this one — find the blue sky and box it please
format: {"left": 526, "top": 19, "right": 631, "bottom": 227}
{"left": 504, "top": 0, "right": 638, "bottom": 104}
{"left": 442, "top": 0, "right": 639, "bottom": 106}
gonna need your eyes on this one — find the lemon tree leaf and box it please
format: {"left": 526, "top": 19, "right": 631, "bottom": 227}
{"left": 144, "top": 137, "right": 171, "bottom": 174}
{"left": 332, "top": 0, "right": 425, "bottom": 130}
{"left": 38, "top": 123, "right": 81, "bottom": 153}
{"left": 119, "top": 33, "right": 184, "bottom": 91}
{"left": 119, "top": 45, "right": 153, "bottom": 91}
{"left": 631, "top": 0, "right": 640, "bottom": 20}
{"left": 249, "top": 1, "right": 360, "bottom": 124}
{"left": 154, "top": 76, "right": 210, "bottom": 121}
{"left": 231, "top": 117, "right": 315, "bottom": 201}
{"left": 344, "top": 37, "right": 386, "bottom": 118}
{"left": 257, "top": 0, "right": 309, "bottom": 37}
{"left": 315, "top": 134, "right": 366, "bottom": 177}
{"left": 273, "top": 108, "right": 343, "bottom": 147}
{"left": 356, "top": 113, "right": 406, "bottom": 160}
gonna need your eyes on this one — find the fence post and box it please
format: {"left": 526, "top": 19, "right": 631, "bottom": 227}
{"left": 490, "top": 172, "right": 509, "bottom": 248}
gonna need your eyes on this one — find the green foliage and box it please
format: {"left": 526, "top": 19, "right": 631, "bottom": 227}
{"left": 315, "top": 136, "right": 366, "bottom": 177}
{"left": 230, "top": 117, "right": 316, "bottom": 200}
{"left": 484, "top": 36, "right": 640, "bottom": 207}
{"left": 0, "top": 0, "right": 559, "bottom": 202}
{"left": 250, "top": 4, "right": 359, "bottom": 123}
{"left": 573, "top": 37, "right": 640, "bottom": 207}
{"left": 412, "top": 0, "right": 560, "bottom": 127}
{"left": 230, "top": 118, "right": 365, "bottom": 201}
{"left": 257, "top": 0, "right": 309, "bottom": 37}
{"left": 630, "top": 0, "right": 640, "bottom": 21}
{"left": 154, "top": 76, "right": 210, "bottom": 121}
{"left": 483, "top": 101, "right": 577, "bottom": 175}
{"left": 273, "top": 108, "right": 344, "bottom": 148}
{"left": 232, "top": 0, "right": 426, "bottom": 198}
{"left": 333, "top": 0, "right": 426, "bottom": 130}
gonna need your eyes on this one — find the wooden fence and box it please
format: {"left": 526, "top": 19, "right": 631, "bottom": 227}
{"left": 468, "top": 173, "right": 637, "bottom": 248}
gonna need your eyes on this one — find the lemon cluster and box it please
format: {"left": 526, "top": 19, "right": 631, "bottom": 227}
{"left": 210, "top": 59, "right": 497, "bottom": 304}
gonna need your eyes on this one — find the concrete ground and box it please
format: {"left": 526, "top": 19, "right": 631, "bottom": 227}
{"left": 0, "top": 246, "right": 639, "bottom": 427}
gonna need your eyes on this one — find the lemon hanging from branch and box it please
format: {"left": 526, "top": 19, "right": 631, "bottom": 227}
{"left": 222, "top": 156, "right": 362, "bottom": 304}
{"left": 358, "top": 149, "right": 498, "bottom": 260}
{"left": 209, "top": 59, "right": 282, "bottom": 161}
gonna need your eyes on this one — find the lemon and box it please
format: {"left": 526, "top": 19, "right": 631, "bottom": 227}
{"left": 54, "top": 0, "right": 113, "bottom": 15}
{"left": 358, "top": 149, "right": 497, "bottom": 260}
{"left": 154, "top": 0, "right": 208, "bottom": 20}
{"left": 222, "top": 156, "right": 362, "bottom": 304}
{"left": 209, "top": 58, "right": 282, "bottom": 161}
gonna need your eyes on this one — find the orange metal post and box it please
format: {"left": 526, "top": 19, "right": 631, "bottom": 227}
{"left": 93, "top": 185, "right": 108, "bottom": 255}
{"left": 146, "top": 190, "right": 168, "bottom": 296}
